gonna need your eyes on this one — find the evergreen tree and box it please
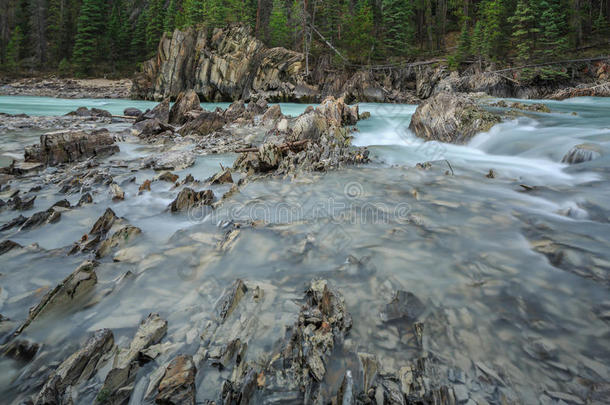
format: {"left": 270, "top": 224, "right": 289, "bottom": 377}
{"left": 108, "top": 0, "right": 130, "bottom": 69}
{"left": 539, "top": 0, "right": 568, "bottom": 60}
{"left": 165, "top": 0, "right": 179, "bottom": 33}
{"left": 184, "top": 0, "right": 206, "bottom": 26}
{"left": 382, "top": 0, "right": 415, "bottom": 57}
{"left": 269, "top": 0, "right": 290, "bottom": 47}
{"left": 147, "top": 0, "right": 166, "bottom": 55}
{"left": 5, "top": 26, "right": 23, "bottom": 71}
{"left": 593, "top": 7, "right": 609, "bottom": 41}
{"left": 470, "top": 20, "right": 484, "bottom": 67}
{"left": 72, "top": 0, "right": 105, "bottom": 75}
{"left": 508, "top": 0, "right": 539, "bottom": 63}
{"left": 452, "top": 18, "right": 471, "bottom": 68}
{"left": 480, "top": 0, "right": 507, "bottom": 62}
{"left": 343, "top": 0, "right": 375, "bottom": 64}
{"left": 131, "top": 8, "right": 148, "bottom": 61}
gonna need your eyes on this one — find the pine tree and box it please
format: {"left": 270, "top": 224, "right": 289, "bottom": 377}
{"left": 382, "top": 0, "right": 415, "bottom": 57}
{"left": 593, "top": 7, "right": 609, "bottom": 41}
{"left": 204, "top": 0, "right": 226, "bottom": 27}
{"left": 184, "top": 0, "right": 206, "bottom": 26}
{"left": 47, "top": 0, "right": 70, "bottom": 64}
{"left": 343, "top": 0, "right": 375, "bottom": 64}
{"left": 269, "top": 0, "right": 290, "bottom": 47}
{"left": 165, "top": 0, "right": 179, "bottom": 33}
{"left": 108, "top": 0, "right": 130, "bottom": 70}
{"left": 470, "top": 20, "right": 484, "bottom": 68}
{"left": 5, "top": 26, "right": 23, "bottom": 71}
{"left": 508, "top": 0, "right": 539, "bottom": 63}
{"left": 131, "top": 9, "right": 148, "bottom": 61}
{"left": 480, "top": 0, "right": 507, "bottom": 62}
{"left": 72, "top": 0, "right": 105, "bottom": 75}
{"left": 147, "top": 0, "right": 166, "bottom": 55}
{"left": 539, "top": 0, "right": 568, "bottom": 60}
{"left": 452, "top": 19, "right": 471, "bottom": 68}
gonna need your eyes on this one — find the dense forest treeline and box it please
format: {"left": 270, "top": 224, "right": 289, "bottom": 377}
{"left": 0, "top": 0, "right": 609, "bottom": 77}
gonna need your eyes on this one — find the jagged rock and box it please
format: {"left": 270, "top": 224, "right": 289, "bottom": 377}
{"left": 261, "top": 104, "right": 283, "bottom": 122}
{"left": 96, "top": 226, "right": 142, "bottom": 258}
{"left": 139, "top": 180, "right": 152, "bottom": 193}
{"left": 224, "top": 100, "right": 246, "bottom": 121}
{"left": 13, "top": 261, "right": 98, "bottom": 337}
{"left": 90, "top": 208, "right": 118, "bottom": 236}
{"left": 416, "top": 66, "right": 448, "bottom": 99}
{"left": 109, "top": 183, "right": 125, "bottom": 201}
{"left": 0, "top": 215, "right": 28, "bottom": 231}
{"left": 133, "top": 118, "right": 174, "bottom": 139}
{"left": 98, "top": 314, "right": 167, "bottom": 404}
{"left": 292, "top": 112, "right": 329, "bottom": 141}
{"left": 169, "top": 90, "right": 202, "bottom": 125}
{"left": 561, "top": 143, "right": 602, "bottom": 164}
{"left": 136, "top": 98, "right": 170, "bottom": 124}
{"left": 1, "top": 339, "right": 39, "bottom": 362}
{"left": 207, "top": 168, "right": 233, "bottom": 184}
{"left": 132, "top": 25, "right": 305, "bottom": 102}
{"left": 21, "top": 208, "right": 61, "bottom": 230}
{"left": 215, "top": 279, "right": 248, "bottom": 322}
{"left": 35, "top": 329, "right": 114, "bottom": 405}
{"left": 409, "top": 92, "right": 501, "bottom": 144}
{"left": 316, "top": 96, "right": 359, "bottom": 126}
{"left": 157, "top": 172, "right": 179, "bottom": 183}
{"left": 509, "top": 102, "right": 550, "bottom": 113}
{"left": 155, "top": 355, "right": 197, "bottom": 405}
{"left": 78, "top": 192, "right": 93, "bottom": 206}
{"left": 7, "top": 195, "right": 36, "bottom": 210}
{"left": 168, "top": 187, "right": 214, "bottom": 212}
{"left": 52, "top": 199, "right": 71, "bottom": 208}
{"left": 123, "top": 108, "right": 142, "bottom": 117}
{"left": 246, "top": 98, "right": 268, "bottom": 115}
{"left": 24, "top": 129, "right": 119, "bottom": 166}
{"left": 179, "top": 111, "right": 225, "bottom": 136}
{"left": 381, "top": 290, "right": 425, "bottom": 322}
{"left": 0, "top": 239, "right": 22, "bottom": 255}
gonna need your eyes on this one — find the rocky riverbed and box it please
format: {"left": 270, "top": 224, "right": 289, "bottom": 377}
{"left": 1, "top": 92, "right": 609, "bottom": 405}
{"left": 0, "top": 78, "right": 132, "bottom": 99}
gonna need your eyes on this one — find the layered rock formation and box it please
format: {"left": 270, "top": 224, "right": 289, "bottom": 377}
{"left": 132, "top": 23, "right": 610, "bottom": 103}
{"left": 131, "top": 25, "right": 416, "bottom": 103}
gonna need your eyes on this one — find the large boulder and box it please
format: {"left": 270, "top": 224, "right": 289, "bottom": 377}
{"left": 409, "top": 92, "right": 501, "bottom": 144}
{"left": 24, "top": 129, "right": 119, "bottom": 166}
{"left": 168, "top": 90, "right": 202, "bottom": 125}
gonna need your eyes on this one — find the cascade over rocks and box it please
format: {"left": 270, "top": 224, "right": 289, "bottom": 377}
{"left": 562, "top": 143, "right": 602, "bottom": 164}
{"left": 409, "top": 92, "right": 501, "bottom": 144}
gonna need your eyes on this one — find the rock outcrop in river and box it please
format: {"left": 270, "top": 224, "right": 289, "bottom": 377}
{"left": 409, "top": 92, "right": 501, "bottom": 144}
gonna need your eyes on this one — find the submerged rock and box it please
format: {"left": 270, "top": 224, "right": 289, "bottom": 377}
{"left": 409, "top": 92, "right": 501, "bottom": 144}
{"left": 168, "top": 187, "right": 214, "bottom": 212}
{"left": 24, "top": 129, "right": 119, "bottom": 166}
{"left": 66, "top": 106, "right": 112, "bottom": 118}
{"left": 13, "top": 261, "right": 98, "bottom": 337}
{"left": 98, "top": 314, "right": 167, "bottom": 404}
{"left": 35, "top": 329, "right": 114, "bottom": 405}
{"left": 20, "top": 207, "right": 61, "bottom": 230}
{"left": 561, "top": 143, "right": 602, "bottom": 164}
{"left": 0, "top": 239, "right": 22, "bottom": 255}
{"left": 381, "top": 290, "right": 426, "bottom": 322}
{"left": 1, "top": 339, "right": 40, "bottom": 362}
{"left": 96, "top": 226, "right": 142, "bottom": 258}
{"left": 155, "top": 354, "right": 197, "bottom": 405}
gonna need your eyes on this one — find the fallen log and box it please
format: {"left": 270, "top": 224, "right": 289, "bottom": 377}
{"left": 234, "top": 140, "right": 309, "bottom": 154}
{"left": 111, "top": 115, "right": 137, "bottom": 120}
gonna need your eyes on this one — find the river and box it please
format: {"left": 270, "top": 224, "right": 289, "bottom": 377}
{"left": 0, "top": 95, "right": 609, "bottom": 404}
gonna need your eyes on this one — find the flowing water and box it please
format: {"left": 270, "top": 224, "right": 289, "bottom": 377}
{"left": 0, "top": 95, "right": 609, "bottom": 403}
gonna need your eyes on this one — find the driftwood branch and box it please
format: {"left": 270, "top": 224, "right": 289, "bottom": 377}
{"left": 111, "top": 115, "right": 136, "bottom": 120}
{"left": 234, "top": 140, "right": 309, "bottom": 154}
